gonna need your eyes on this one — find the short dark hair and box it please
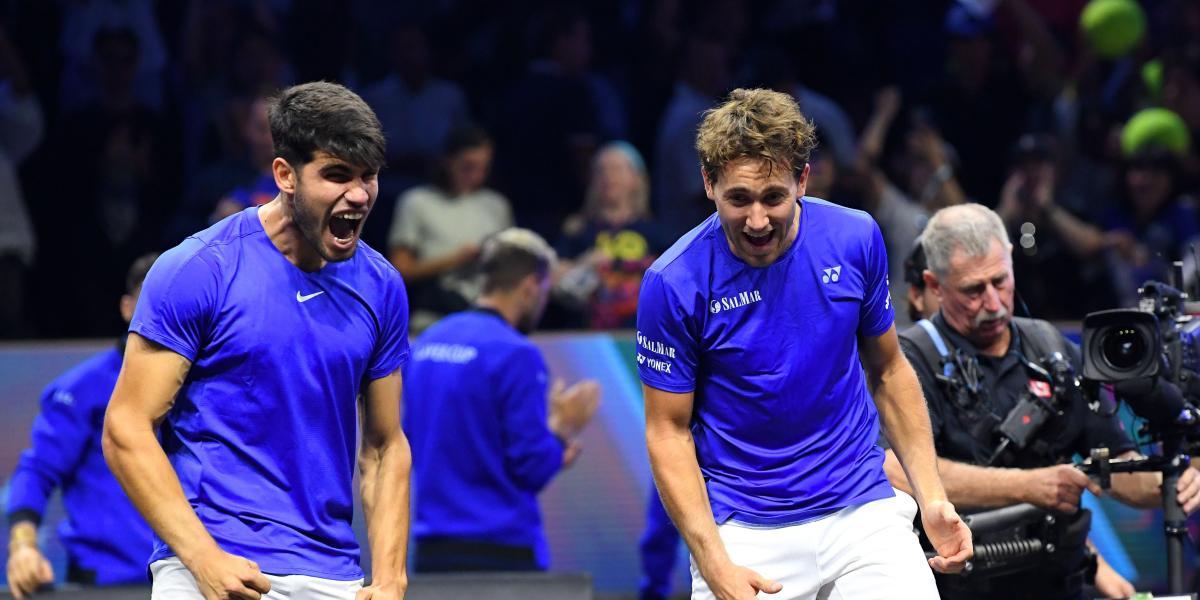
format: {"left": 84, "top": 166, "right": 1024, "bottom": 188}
{"left": 903, "top": 240, "right": 927, "bottom": 289}
{"left": 127, "top": 253, "right": 160, "bottom": 294}
{"left": 267, "top": 82, "right": 385, "bottom": 170}
{"left": 443, "top": 123, "right": 493, "bottom": 156}
{"left": 479, "top": 229, "right": 556, "bottom": 294}
{"left": 433, "top": 124, "right": 493, "bottom": 191}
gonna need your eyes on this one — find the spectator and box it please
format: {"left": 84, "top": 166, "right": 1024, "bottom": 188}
{"left": 757, "top": 48, "right": 857, "bottom": 168}
{"left": 556, "top": 141, "right": 671, "bottom": 329}
{"left": 1103, "top": 148, "right": 1200, "bottom": 304}
{"left": 180, "top": 22, "right": 293, "bottom": 180}
{"left": 34, "top": 26, "right": 179, "bottom": 337}
{"left": 58, "top": 0, "right": 167, "bottom": 113}
{"left": 995, "top": 133, "right": 1118, "bottom": 317}
{"left": 924, "top": 4, "right": 1038, "bottom": 203}
{"left": 493, "top": 5, "right": 603, "bottom": 239}
{"left": 902, "top": 240, "right": 938, "bottom": 324}
{"left": 624, "top": 0, "right": 684, "bottom": 155}
{"left": 388, "top": 125, "right": 512, "bottom": 332}
{"left": 360, "top": 23, "right": 469, "bottom": 181}
{"left": 165, "top": 90, "right": 276, "bottom": 244}
{"left": 0, "top": 25, "right": 42, "bottom": 338}
{"left": 1019, "top": 143, "right": 1200, "bottom": 306}
{"left": 806, "top": 141, "right": 840, "bottom": 198}
{"left": 210, "top": 92, "right": 278, "bottom": 222}
{"left": 852, "top": 87, "right": 945, "bottom": 324}
{"left": 653, "top": 36, "right": 730, "bottom": 236}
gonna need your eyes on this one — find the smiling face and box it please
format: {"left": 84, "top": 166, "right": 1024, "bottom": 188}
{"left": 275, "top": 151, "right": 379, "bottom": 263}
{"left": 704, "top": 157, "right": 807, "bottom": 267}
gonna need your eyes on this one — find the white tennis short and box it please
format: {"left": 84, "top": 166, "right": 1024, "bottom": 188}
{"left": 690, "top": 490, "right": 940, "bottom": 600}
{"left": 150, "top": 557, "right": 364, "bottom": 600}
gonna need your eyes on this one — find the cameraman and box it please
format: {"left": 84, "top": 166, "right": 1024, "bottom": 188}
{"left": 884, "top": 204, "right": 1200, "bottom": 599}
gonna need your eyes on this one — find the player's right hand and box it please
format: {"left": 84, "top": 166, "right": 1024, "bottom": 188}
{"left": 187, "top": 550, "right": 271, "bottom": 600}
{"left": 1023, "top": 464, "right": 1100, "bottom": 513}
{"left": 7, "top": 544, "right": 53, "bottom": 600}
{"left": 701, "top": 560, "right": 782, "bottom": 600}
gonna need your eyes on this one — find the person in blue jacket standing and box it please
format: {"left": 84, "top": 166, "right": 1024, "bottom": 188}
{"left": 6, "top": 253, "right": 159, "bottom": 598}
{"left": 404, "top": 228, "right": 600, "bottom": 572}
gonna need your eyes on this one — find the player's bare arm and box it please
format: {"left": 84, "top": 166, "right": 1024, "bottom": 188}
{"left": 861, "top": 325, "right": 972, "bottom": 574}
{"left": 357, "top": 370, "right": 411, "bottom": 600}
{"left": 103, "top": 333, "right": 270, "bottom": 600}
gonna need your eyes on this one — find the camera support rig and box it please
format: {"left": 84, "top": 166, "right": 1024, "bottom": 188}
{"left": 1080, "top": 263, "right": 1200, "bottom": 595}
{"left": 1081, "top": 443, "right": 1193, "bottom": 594}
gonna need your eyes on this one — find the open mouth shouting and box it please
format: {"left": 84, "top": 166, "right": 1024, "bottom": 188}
{"left": 743, "top": 229, "right": 776, "bottom": 251}
{"left": 328, "top": 211, "right": 366, "bottom": 251}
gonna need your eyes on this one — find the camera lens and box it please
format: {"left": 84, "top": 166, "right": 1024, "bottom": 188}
{"left": 1100, "top": 327, "right": 1147, "bottom": 371}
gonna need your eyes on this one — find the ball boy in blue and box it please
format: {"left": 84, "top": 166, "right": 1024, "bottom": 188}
{"left": 6, "top": 255, "right": 158, "bottom": 597}
{"left": 103, "top": 82, "right": 412, "bottom": 600}
{"left": 637, "top": 89, "right": 972, "bottom": 600}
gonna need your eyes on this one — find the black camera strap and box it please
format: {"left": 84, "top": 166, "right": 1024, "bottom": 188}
{"left": 904, "top": 317, "right": 1075, "bottom": 462}
{"left": 907, "top": 319, "right": 986, "bottom": 410}
{"left": 1010, "top": 317, "right": 1071, "bottom": 367}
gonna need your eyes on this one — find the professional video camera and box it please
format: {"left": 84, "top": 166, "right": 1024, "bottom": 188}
{"left": 1081, "top": 280, "right": 1200, "bottom": 430}
{"left": 1079, "top": 275, "right": 1200, "bottom": 594}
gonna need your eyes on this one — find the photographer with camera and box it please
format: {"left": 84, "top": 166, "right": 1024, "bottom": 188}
{"left": 884, "top": 204, "right": 1200, "bottom": 599}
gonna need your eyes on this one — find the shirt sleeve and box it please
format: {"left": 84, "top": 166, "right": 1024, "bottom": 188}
{"left": 858, "top": 219, "right": 896, "bottom": 337}
{"left": 367, "top": 270, "right": 411, "bottom": 380}
{"left": 635, "top": 270, "right": 698, "bottom": 393}
{"left": 498, "top": 345, "right": 563, "bottom": 492}
{"left": 128, "top": 244, "right": 219, "bottom": 361}
{"left": 6, "top": 380, "right": 100, "bottom": 523}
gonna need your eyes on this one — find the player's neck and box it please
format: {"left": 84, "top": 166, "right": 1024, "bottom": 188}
{"left": 259, "top": 197, "right": 327, "bottom": 272}
{"left": 475, "top": 295, "right": 524, "bottom": 331}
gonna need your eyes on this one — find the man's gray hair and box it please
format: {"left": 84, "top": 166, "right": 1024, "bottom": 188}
{"left": 920, "top": 204, "right": 1011, "bottom": 277}
{"left": 479, "top": 228, "right": 558, "bottom": 293}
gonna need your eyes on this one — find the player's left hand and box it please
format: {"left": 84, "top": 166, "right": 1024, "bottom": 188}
{"left": 921, "top": 499, "right": 973, "bottom": 574}
{"left": 1176, "top": 463, "right": 1200, "bottom": 515}
{"left": 356, "top": 580, "right": 405, "bottom": 600}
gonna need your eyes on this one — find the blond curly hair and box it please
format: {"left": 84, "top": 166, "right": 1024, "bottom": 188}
{"left": 695, "top": 88, "right": 817, "bottom": 184}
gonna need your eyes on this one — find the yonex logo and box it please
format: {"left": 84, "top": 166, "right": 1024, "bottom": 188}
{"left": 639, "top": 353, "right": 672, "bottom": 373}
{"left": 821, "top": 266, "right": 842, "bottom": 284}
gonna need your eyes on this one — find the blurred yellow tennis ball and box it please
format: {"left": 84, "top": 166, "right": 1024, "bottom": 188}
{"left": 1142, "top": 59, "right": 1164, "bottom": 99}
{"left": 1122, "top": 108, "right": 1190, "bottom": 157}
{"left": 1080, "top": 0, "right": 1146, "bottom": 58}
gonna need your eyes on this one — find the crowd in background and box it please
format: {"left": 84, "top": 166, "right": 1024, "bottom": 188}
{"left": 0, "top": 0, "right": 1198, "bottom": 339}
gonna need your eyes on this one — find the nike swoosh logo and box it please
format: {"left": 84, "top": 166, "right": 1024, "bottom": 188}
{"left": 296, "top": 291, "right": 325, "bottom": 303}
